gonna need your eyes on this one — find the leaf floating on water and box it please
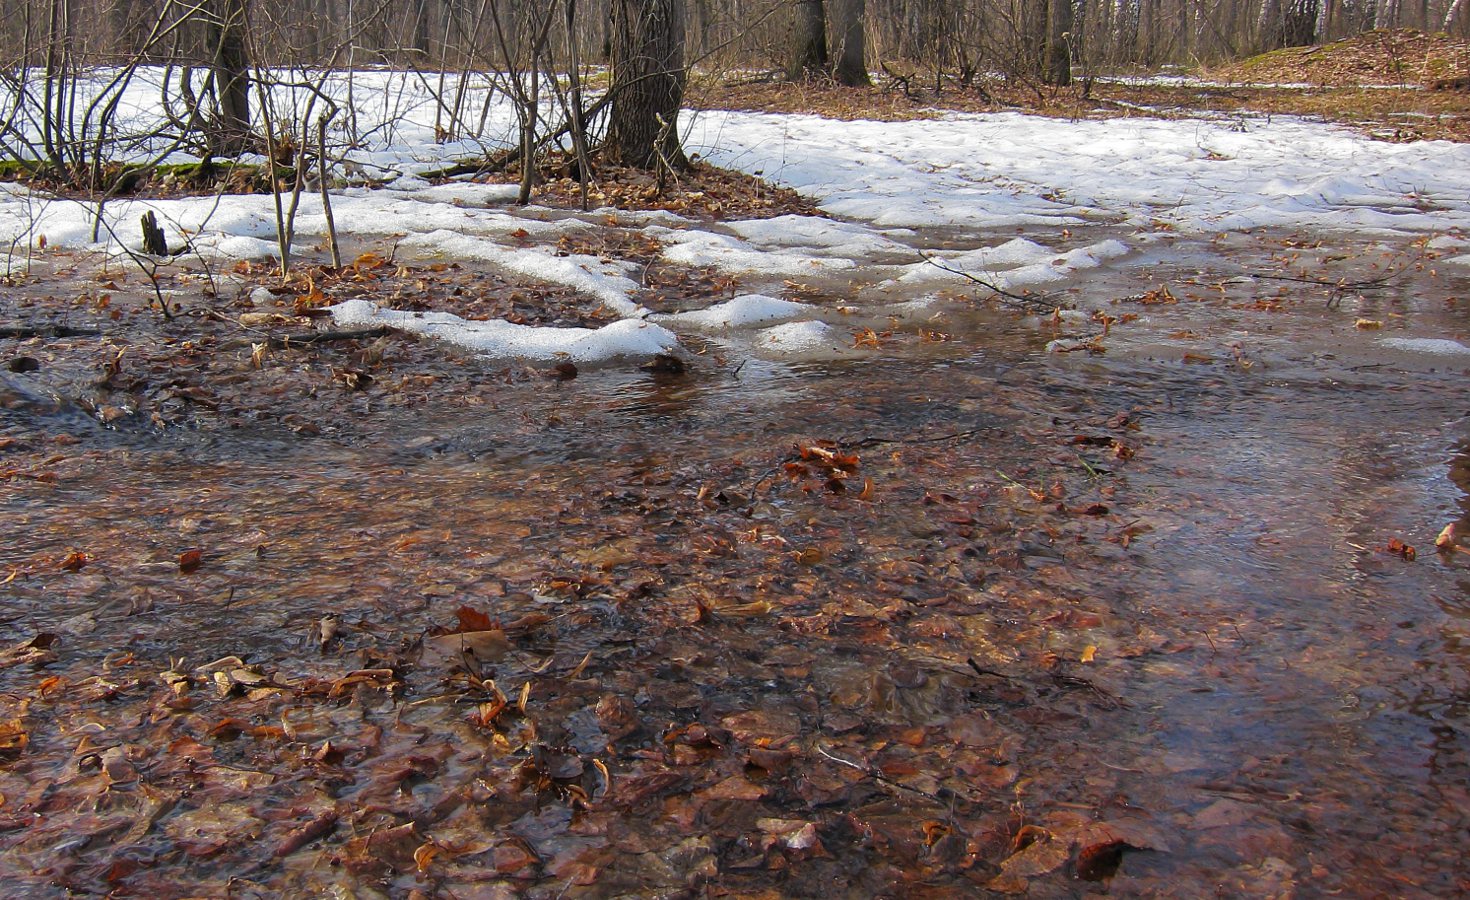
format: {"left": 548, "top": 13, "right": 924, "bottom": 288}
{"left": 1382, "top": 537, "right": 1417, "bottom": 561}
{"left": 178, "top": 548, "right": 202, "bottom": 573}
{"left": 327, "top": 667, "right": 399, "bottom": 698}
{"left": 59, "top": 550, "right": 91, "bottom": 572}
{"left": 352, "top": 251, "right": 387, "bottom": 271}
{"left": 1354, "top": 318, "right": 1384, "bottom": 329}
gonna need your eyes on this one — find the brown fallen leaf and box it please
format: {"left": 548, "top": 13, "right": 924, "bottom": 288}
{"left": 1382, "top": 537, "right": 1417, "bottom": 561}
{"left": 452, "top": 605, "right": 495, "bottom": 633}
{"left": 0, "top": 633, "right": 58, "bottom": 670}
{"left": 1075, "top": 838, "right": 1129, "bottom": 881}
{"left": 273, "top": 810, "right": 338, "bottom": 858}
{"left": 993, "top": 831, "right": 1071, "bottom": 882}
{"left": 422, "top": 630, "right": 510, "bottom": 667}
{"left": 698, "top": 774, "right": 768, "bottom": 802}
{"left": 0, "top": 719, "right": 27, "bottom": 757}
{"left": 59, "top": 551, "right": 91, "bottom": 572}
{"left": 178, "top": 548, "right": 202, "bottom": 573}
{"left": 414, "top": 841, "right": 439, "bottom": 873}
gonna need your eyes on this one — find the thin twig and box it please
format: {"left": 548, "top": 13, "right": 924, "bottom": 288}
{"left": 814, "top": 744, "right": 974, "bottom": 806}
{"left": 266, "top": 327, "right": 389, "bottom": 349}
{"left": 919, "top": 251, "right": 1066, "bottom": 313}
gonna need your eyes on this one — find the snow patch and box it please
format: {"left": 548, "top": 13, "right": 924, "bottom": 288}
{"left": 756, "top": 320, "right": 841, "bottom": 353}
{"left": 329, "top": 299, "right": 678, "bottom": 362}
{"left": 658, "top": 294, "right": 810, "bottom": 329}
{"left": 652, "top": 227, "right": 856, "bottom": 276}
{"left": 398, "top": 230, "right": 644, "bottom": 317}
{"left": 1380, "top": 337, "right": 1470, "bottom": 355}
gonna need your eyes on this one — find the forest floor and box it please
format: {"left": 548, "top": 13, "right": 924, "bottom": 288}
{"left": 1, "top": 40, "right": 1469, "bottom": 898}
{"left": 698, "top": 28, "right": 1470, "bottom": 143}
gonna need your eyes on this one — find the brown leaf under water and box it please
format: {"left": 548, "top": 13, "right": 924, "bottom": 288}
{"left": 0, "top": 633, "right": 57, "bottom": 670}
{"left": 273, "top": 810, "right": 338, "bottom": 858}
{"left": 0, "top": 719, "right": 28, "bottom": 757}
{"left": 452, "top": 605, "right": 495, "bottom": 633}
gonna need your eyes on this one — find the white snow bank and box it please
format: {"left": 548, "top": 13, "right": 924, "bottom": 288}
{"left": 686, "top": 110, "right": 1470, "bottom": 235}
{"left": 651, "top": 227, "right": 855, "bottom": 276}
{"left": 330, "top": 298, "right": 678, "bottom": 362}
{"left": 756, "top": 320, "right": 844, "bottom": 353}
{"left": 726, "top": 215, "right": 912, "bottom": 258}
{"left": 657, "top": 294, "right": 810, "bottom": 329}
{"left": 888, "top": 237, "right": 1131, "bottom": 290}
{"left": 1379, "top": 337, "right": 1470, "bottom": 355}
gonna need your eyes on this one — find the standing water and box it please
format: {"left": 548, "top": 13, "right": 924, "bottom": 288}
{"left": 1, "top": 223, "right": 1467, "bottom": 896}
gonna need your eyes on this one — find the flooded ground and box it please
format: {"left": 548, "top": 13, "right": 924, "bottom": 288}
{"left": 1, "top": 225, "right": 1468, "bottom": 897}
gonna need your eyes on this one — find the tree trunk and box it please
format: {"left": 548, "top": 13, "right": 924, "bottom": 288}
{"left": 1445, "top": 0, "right": 1466, "bottom": 30}
{"left": 208, "top": 0, "right": 251, "bottom": 156}
{"left": 829, "top": 0, "right": 868, "bottom": 86}
{"left": 1257, "top": 0, "right": 1283, "bottom": 48}
{"left": 606, "top": 0, "right": 688, "bottom": 170}
{"left": 786, "top": 0, "right": 828, "bottom": 81}
{"left": 1374, "top": 0, "right": 1399, "bottom": 29}
{"left": 412, "top": 0, "right": 430, "bottom": 57}
{"left": 1044, "top": 0, "right": 1073, "bottom": 86}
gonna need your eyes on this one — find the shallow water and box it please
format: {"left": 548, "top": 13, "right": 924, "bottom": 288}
{"left": 1, "top": 226, "right": 1467, "bottom": 896}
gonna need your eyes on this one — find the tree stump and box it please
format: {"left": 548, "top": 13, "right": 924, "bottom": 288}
{"left": 140, "top": 211, "right": 169, "bottom": 256}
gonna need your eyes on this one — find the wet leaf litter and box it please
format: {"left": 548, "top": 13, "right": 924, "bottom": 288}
{"left": 2, "top": 85, "right": 1470, "bottom": 896}
{"left": 5, "top": 252, "right": 1468, "bottom": 896}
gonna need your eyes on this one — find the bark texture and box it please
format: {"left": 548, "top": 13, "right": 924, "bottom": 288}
{"left": 607, "top": 0, "right": 688, "bottom": 169}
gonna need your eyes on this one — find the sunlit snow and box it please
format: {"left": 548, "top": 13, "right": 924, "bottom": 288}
{"left": 2, "top": 69, "right": 1468, "bottom": 362}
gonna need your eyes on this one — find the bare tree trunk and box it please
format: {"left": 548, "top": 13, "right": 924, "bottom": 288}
{"left": 786, "top": 0, "right": 828, "bottom": 81}
{"left": 1044, "top": 0, "right": 1073, "bottom": 85}
{"left": 42, "top": 0, "right": 70, "bottom": 169}
{"left": 412, "top": 0, "right": 430, "bottom": 56}
{"left": 1445, "top": 0, "right": 1467, "bottom": 30}
{"left": 607, "top": 0, "right": 688, "bottom": 170}
{"left": 830, "top": 0, "right": 868, "bottom": 86}
{"left": 209, "top": 0, "right": 251, "bottom": 155}
{"left": 1257, "top": 0, "right": 1282, "bottom": 48}
{"left": 1374, "top": 0, "right": 1400, "bottom": 29}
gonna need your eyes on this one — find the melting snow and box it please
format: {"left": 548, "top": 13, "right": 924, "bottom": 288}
{"left": 4, "top": 69, "right": 1469, "bottom": 361}
{"left": 656, "top": 294, "right": 810, "bottom": 329}
{"left": 330, "top": 298, "right": 678, "bottom": 361}
{"left": 1379, "top": 337, "right": 1470, "bottom": 355}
